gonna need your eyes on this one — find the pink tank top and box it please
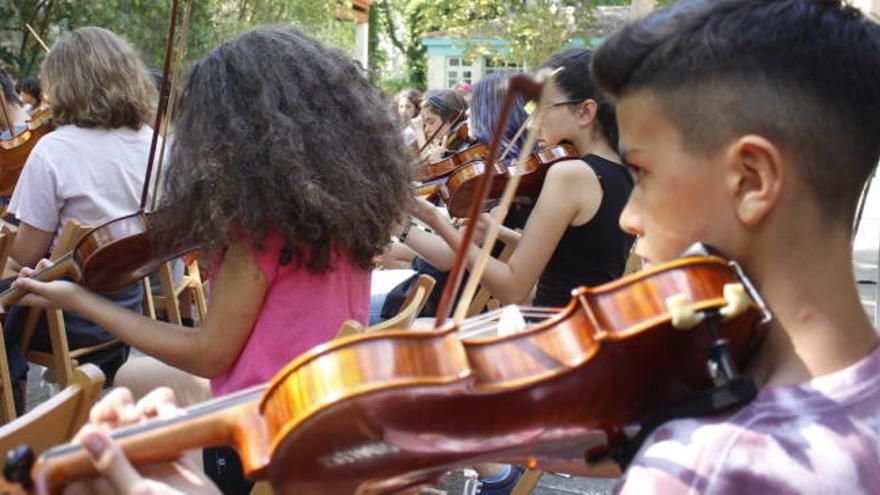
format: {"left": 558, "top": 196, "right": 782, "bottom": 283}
{"left": 210, "top": 233, "right": 370, "bottom": 396}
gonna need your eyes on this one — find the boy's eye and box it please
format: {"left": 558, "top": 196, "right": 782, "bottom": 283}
{"left": 626, "top": 164, "right": 644, "bottom": 181}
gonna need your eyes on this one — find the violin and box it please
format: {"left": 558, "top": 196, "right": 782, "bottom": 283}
{"left": 0, "top": 0, "right": 200, "bottom": 303}
{"left": 443, "top": 121, "right": 471, "bottom": 152}
{"left": 413, "top": 142, "right": 488, "bottom": 183}
{"left": 6, "top": 253, "right": 768, "bottom": 494}
{"left": 0, "top": 211, "right": 198, "bottom": 306}
{"left": 440, "top": 143, "right": 578, "bottom": 218}
{"left": 0, "top": 105, "right": 52, "bottom": 197}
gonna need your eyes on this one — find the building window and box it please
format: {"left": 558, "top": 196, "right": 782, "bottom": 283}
{"left": 484, "top": 57, "right": 522, "bottom": 75}
{"left": 446, "top": 57, "right": 474, "bottom": 88}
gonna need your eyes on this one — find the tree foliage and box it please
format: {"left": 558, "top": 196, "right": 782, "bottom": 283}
{"left": 0, "top": 0, "right": 356, "bottom": 79}
{"left": 373, "top": 0, "right": 625, "bottom": 91}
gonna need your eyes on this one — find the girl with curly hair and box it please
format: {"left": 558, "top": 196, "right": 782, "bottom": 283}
{"left": 14, "top": 25, "right": 411, "bottom": 493}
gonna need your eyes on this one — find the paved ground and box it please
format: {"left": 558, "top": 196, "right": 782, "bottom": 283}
{"left": 21, "top": 174, "right": 880, "bottom": 494}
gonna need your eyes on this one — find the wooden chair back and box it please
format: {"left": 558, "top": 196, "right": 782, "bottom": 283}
{"left": 335, "top": 274, "right": 436, "bottom": 338}
{"left": 145, "top": 258, "right": 207, "bottom": 325}
{"left": 465, "top": 241, "right": 516, "bottom": 317}
{"left": 0, "top": 364, "right": 103, "bottom": 457}
{"left": 0, "top": 319, "right": 16, "bottom": 424}
{"left": 0, "top": 223, "right": 18, "bottom": 278}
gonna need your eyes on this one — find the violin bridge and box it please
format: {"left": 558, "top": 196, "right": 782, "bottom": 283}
{"left": 719, "top": 283, "right": 749, "bottom": 320}
{"left": 498, "top": 305, "right": 527, "bottom": 336}
{"left": 666, "top": 294, "right": 705, "bottom": 330}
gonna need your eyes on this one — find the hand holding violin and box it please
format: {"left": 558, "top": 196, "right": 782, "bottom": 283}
{"left": 12, "top": 259, "right": 86, "bottom": 312}
{"left": 62, "top": 388, "right": 219, "bottom": 495}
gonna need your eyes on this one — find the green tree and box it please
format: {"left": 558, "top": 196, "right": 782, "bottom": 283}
{"left": 374, "top": 0, "right": 609, "bottom": 91}
{"left": 0, "top": 0, "right": 358, "bottom": 80}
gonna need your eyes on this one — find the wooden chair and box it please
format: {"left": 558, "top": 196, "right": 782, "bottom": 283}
{"left": 0, "top": 318, "right": 17, "bottom": 424}
{"left": 18, "top": 220, "right": 120, "bottom": 388}
{"left": 465, "top": 241, "right": 516, "bottom": 317}
{"left": 143, "top": 258, "right": 207, "bottom": 325}
{"left": 0, "top": 364, "right": 103, "bottom": 461}
{"left": 0, "top": 223, "right": 18, "bottom": 278}
{"left": 0, "top": 225, "right": 21, "bottom": 423}
{"left": 336, "top": 274, "right": 436, "bottom": 338}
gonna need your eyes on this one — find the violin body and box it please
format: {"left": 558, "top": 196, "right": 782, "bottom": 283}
{"left": 0, "top": 110, "right": 53, "bottom": 196}
{"left": 0, "top": 211, "right": 198, "bottom": 307}
{"left": 18, "top": 255, "right": 765, "bottom": 494}
{"left": 442, "top": 121, "right": 471, "bottom": 154}
{"left": 260, "top": 256, "right": 765, "bottom": 493}
{"left": 72, "top": 211, "right": 197, "bottom": 291}
{"left": 413, "top": 142, "right": 488, "bottom": 183}
{"left": 442, "top": 143, "right": 578, "bottom": 218}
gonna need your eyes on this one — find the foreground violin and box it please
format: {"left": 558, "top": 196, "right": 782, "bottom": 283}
{"left": 7, "top": 251, "right": 768, "bottom": 494}
{"left": 441, "top": 143, "right": 578, "bottom": 218}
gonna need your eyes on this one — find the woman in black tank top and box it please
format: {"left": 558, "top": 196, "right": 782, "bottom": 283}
{"left": 412, "top": 47, "right": 635, "bottom": 311}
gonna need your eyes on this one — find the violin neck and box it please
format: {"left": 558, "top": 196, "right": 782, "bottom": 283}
{"left": 0, "top": 253, "right": 75, "bottom": 307}
{"left": 32, "top": 388, "right": 268, "bottom": 494}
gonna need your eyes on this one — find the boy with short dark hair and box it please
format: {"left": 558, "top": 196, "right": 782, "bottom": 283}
{"left": 591, "top": 0, "right": 880, "bottom": 492}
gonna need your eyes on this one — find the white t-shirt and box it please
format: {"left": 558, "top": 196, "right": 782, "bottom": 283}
{"left": 9, "top": 125, "right": 155, "bottom": 247}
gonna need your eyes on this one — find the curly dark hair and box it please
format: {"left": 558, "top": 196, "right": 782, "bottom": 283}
{"left": 153, "top": 26, "right": 411, "bottom": 272}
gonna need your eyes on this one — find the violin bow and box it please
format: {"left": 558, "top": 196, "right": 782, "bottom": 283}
{"left": 433, "top": 74, "right": 544, "bottom": 328}
{"left": 25, "top": 24, "right": 50, "bottom": 54}
{"left": 140, "top": 0, "right": 181, "bottom": 211}
{"left": 151, "top": 0, "right": 193, "bottom": 212}
{"left": 450, "top": 70, "right": 560, "bottom": 324}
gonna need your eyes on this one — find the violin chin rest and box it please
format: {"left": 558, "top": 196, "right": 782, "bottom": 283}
{"left": 719, "top": 283, "right": 749, "bottom": 320}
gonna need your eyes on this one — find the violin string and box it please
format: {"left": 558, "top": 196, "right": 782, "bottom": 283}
{"left": 456, "top": 305, "right": 560, "bottom": 339}
{"left": 451, "top": 70, "right": 561, "bottom": 324}
{"left": 151, "top": 0, "right": 193, "bottom": 212}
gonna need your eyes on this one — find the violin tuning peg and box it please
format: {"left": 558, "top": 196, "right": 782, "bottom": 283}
{"left": 719, "top": 283, "right": 749, "bottom": 320}
{"left": 666, "top": 293, "right": 705, "bottom": 330}
{"left": 4, "top": 444, "right": 34, "bottom": 489}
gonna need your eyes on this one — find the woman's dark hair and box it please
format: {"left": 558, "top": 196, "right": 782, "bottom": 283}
{"left": 0, "top": 72, "right": 20, "bottom": 106}
{"left": 540, "top": 48, "right": 617, "bottom": 148}
{"left": 470, "top": 72, "right": 528, "bottom": 159}
{"left": 154, "top": 26, "right": 411, "bottom": 272}
{"left": 395, "top": 88, "right": 422, "bottom": 118}
{"left": 421, "top": 89, "right": 467, "bottom": 126}
{"left": 16, "top": 76, "right": 41, "bottom": 106}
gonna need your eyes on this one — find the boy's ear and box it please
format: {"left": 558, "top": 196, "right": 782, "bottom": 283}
{"left": 723, "top": 135, "right": 784, "bottom": 226}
